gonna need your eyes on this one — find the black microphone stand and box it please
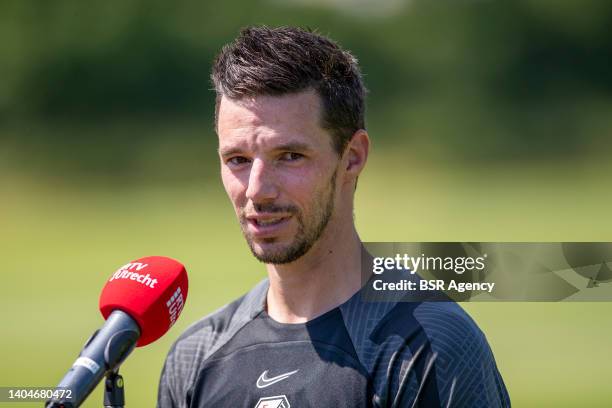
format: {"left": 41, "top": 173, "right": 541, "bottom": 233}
{"left": 46, "top": 310, "right": 139, "bottom": 408}
{"left": 103, "top": 370, "right": 125, "bottom": 408}
{"left": 45, "top": 370, "right": 127, "bottom": 408}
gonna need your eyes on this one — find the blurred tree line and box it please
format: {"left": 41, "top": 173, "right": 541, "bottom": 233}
{"left": 1, "top": 0, "right": 611, "bottom": 182}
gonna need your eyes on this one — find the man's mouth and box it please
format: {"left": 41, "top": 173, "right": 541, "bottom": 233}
{"left": 244, "top": 213, "right": 292, "bottom": 236}
{"left": 252, "top": 217, "right": 288, "bottom": 226}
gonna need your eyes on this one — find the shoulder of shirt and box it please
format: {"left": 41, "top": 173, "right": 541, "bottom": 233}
{"left": 340, "top": 297, "right": 503, "bottom": 406}
{"left": 410, "top": 304, "right": 510, "bottom": 406}
{"left": 339, "top": 296, "right": 489, "bottom": 371}
{"left": 413, "top": 301, "right": 488, "bottom": 352}
{"left": 166, "top": 278, "right": 268, "bottom": 366}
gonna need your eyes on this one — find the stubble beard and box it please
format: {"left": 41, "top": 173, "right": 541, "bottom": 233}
{"left": 239, "top": 169, "right": 338, "bottom": 265}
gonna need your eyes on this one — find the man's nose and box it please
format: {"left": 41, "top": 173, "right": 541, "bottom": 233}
{"left": 245, "top": 159, "right": 278, "bottom": 203}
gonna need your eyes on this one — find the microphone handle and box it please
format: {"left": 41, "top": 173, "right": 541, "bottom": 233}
{"left": 46, "top": 310, "right": 140, "bottom": 408}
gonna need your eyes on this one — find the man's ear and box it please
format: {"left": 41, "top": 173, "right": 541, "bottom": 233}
{"left": 343, "top": 129, "right": 370, "bottom": 182}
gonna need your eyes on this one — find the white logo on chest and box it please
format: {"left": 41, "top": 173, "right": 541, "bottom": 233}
{"left": 254, "top": 395, "right": 291, "bottom": 408}
{"left": 256, "top": 369, "right": 299, "bottom": 389}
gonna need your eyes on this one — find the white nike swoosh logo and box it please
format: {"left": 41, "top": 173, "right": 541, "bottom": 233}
{"left": 256, "top": 369, "right": 299, "bottom": 389}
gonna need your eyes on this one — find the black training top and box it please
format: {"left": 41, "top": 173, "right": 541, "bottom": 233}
{"left": 157, "top": 279, "right": 510, "bottom": 407}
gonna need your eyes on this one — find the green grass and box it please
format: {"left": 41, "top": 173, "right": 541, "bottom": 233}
{"left": 1, "top": 153, "right": 612, "bottom": 407}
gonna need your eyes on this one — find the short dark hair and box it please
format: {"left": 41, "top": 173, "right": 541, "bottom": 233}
{"left": 211, "top": 26, "right": 366, "bottom": 155}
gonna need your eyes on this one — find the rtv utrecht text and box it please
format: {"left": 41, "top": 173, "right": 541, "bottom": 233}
{"left": 109, "top": 262, "right": 158, "bottom": 288}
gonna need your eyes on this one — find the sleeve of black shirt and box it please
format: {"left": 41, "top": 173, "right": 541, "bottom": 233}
{"left": 391, "top": 303, "right": 511, "bottom": 408}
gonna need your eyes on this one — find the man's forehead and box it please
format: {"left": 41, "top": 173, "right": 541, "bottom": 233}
{"left": 217, "top": 90, "right": 333, "bottom": 151}
{"left": 218, "top": 90, "right": 321, "bottom": 128}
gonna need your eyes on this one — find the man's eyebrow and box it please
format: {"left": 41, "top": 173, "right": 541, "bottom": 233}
{"left": 218, "top": 142, "right": 313, "bottom": 157}
{"left": 218, "top": 146, "right": 243, "bottom": 157}
{"left": 272, "top": 142, "right": 313, "bottom": 153}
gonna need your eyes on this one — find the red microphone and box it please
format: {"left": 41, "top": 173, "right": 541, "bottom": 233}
{"left": 47, "top": 256, "right": 188, "bottom": 408}
{"left": 100, "top": 255, "right": 189, "bottom": 346}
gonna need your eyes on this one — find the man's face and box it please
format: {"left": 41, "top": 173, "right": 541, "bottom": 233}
{"left": 217, "top": 90, "right": 342, "bottom": 264}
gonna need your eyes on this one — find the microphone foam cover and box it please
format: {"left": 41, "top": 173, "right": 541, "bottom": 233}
{"left": 99, "top": 256, "right": 188, "bottom": 346}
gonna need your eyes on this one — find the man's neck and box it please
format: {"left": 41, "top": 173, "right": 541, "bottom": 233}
{"left": 265, "top": 223, "right": 364, "bottom": 324}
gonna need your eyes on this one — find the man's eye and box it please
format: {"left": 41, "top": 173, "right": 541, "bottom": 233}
{"left": 227, "top": 156, "right": 250, "bottom": 166}
{"left": 280, "top": 152, "right": 304, "bottom": 162}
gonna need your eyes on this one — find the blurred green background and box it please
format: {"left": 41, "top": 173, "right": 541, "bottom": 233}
{"left": 1, "top": 0, "right": 611, "bottom": 407}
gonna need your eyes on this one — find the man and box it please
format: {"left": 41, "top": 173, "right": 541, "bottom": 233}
{"left": 157, "top": 26, "right": 510, "bottom": 407}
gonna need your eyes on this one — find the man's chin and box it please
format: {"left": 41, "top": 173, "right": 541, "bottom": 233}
{"left": 248, "top": 240, "right": 310, "bottom": 265}
{"left": 251, "top": 245, "right": 292, "bottom": 264}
